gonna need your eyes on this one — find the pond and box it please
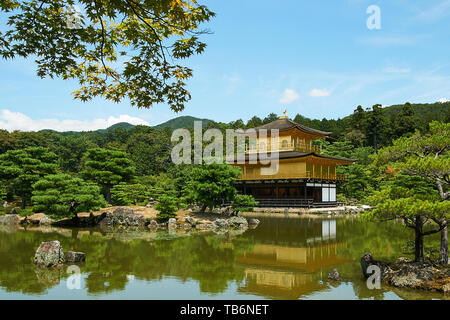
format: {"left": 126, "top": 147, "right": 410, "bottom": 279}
{"left": 0, "top": 216, "right": 445, "bottom": 300}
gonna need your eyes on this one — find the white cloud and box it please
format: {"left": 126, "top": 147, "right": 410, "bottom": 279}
{"left": 383, "top": 66, "right": 411, "bottom": 74}
{"left": 0, "top": 109, "right": 149, "bottom": 132}
{"left": 309, "top": 88, "right": 331, "bottom": 97}
{"left": 438, "top": 98, "right": 449, "bottom": 103}
{"left": 416, "top": 0, "right": 450, "bottom": 22}
{"left": 356, "top": 35, "right": 428, "bottom": 47}
{"left": 279, "top": 89, "right": 300, "bottom": 104}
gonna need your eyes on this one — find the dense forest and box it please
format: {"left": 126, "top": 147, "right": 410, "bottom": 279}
{"left": 0, "top": 101, "right": 449, "bottom": 215}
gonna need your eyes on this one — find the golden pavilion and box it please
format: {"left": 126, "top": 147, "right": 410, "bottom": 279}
{"left": 229, "top": 113, "right": 355, "bottom": 207}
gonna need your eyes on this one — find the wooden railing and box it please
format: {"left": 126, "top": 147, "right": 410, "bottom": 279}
{"left": 238, "top": 171, "right": 348, "bottom": 181}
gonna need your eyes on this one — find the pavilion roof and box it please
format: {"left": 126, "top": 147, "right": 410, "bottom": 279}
{"left": 237, "top": 118, "right": 332, "bottom": 137}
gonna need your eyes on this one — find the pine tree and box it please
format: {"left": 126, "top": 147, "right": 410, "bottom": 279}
{"left": 367, "top": 121, "right": 450, "bottom": 263}
{"left": 32, "top": 174, "right": 106, "bottom": 219}
{"left": 81, "top": 148, "right": 135, "bottom": 203}
{"left": 0, "top": 147, "right": 58, "bottom": 208}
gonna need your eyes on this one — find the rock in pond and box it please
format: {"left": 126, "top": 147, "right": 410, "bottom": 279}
{"left": 228, "top": 216, "right": 248, "bottom": 229}
{"left": 184, "top": 216, "right": 196, "bottom": 226}
{"left": 0, "top": 214, "right": 19, "bottom": 225}
{"left": 39, "top": 215, "right": 53, "bottom": 226}
{"left": 34, "top": 240, "right": 65, "bottom": 268}
{"left": 360, "top": 252, "right": 391, "bottom": 279}
{"left": 168, "top": 218, "right": 177, "bottom": 229}
{"left": 214, "top": 219, "right": 229, "bottom": 228}
{"left": 247, "top": 218, "right": 260, "bottom": 226}
{"left": 65, "top": 251, "right": 86, "bottom": 263}
{"left": 328, "top": 268, "right": 341, "bottom": 281}
{"left": 195, "top": 223, "right": 216, "bottom": 230}
{"left": 148, "top": 220, "right": 159, "bottom": 229}
{"left": 99, "top": 207, "right": 144, "bottom": 227}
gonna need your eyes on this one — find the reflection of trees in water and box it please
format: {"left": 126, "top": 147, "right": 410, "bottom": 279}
{"left": 0, "top": 219, "right": 444, "bottom": 299}
{"left": 0, "top": 228, "right": 256, "bottom": 295}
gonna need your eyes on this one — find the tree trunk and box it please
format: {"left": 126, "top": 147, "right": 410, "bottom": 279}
{"left": 21, "top": 199, "right": 26, "bottom": 209}
{"left": 439, "top": 225, "right": 448, "bottom": 265}
{"left": 105, "top": 186, "right": 111, "bottom": 204}
{"left": 414, "top": 216, "right": 424, "bottom": 263}
{"left": 200, "top": 204, "right": 207, "bottom": 213}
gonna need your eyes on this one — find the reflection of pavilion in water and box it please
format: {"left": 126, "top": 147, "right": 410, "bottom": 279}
{"left": 236, "top": 218, "right": 349, "bottom": 299}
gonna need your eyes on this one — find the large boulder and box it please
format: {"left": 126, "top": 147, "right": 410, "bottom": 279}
{"left": 214, "top": 219, "right": 229, "bottom": 228}
{"left": 39, "top": 215, "right": 53, "bottom": 226}
{"left": 327, "top": 268, "right": 341, "bottom": 281}
{"left": 247, "top": 218, "right": 260, "bottom": 226}
{"left": 228, "top": 216, "right": 248, "bottom": 229}
{"left": 99, "top": 207, "right": 144, "bottom": 227}
{"left": 184, "top": 216, "right": 196, "bottom": 226}
{"left": 65, "top": 251, "right": 86, "bottom": 263}
{"left": 34, "top": 240, "right": 65, "bottom": 268}
{"left": 360, "top": 253, "right": 391, "bottom": 279}
{"left": 168, "top": 218, "right": 177, "bottom": 229}
{"left": 0, "top": 214, "right": 19, "bottom": 225}
{"left": 195, "top": 221, "right": 217, "bottom": 230}
{"left": 147, "top": 220, "right": 159, "bottom": 229}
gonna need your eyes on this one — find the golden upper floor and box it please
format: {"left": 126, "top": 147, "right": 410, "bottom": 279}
{"left": 237, "top": 116, "right": 330, "bottom": 155}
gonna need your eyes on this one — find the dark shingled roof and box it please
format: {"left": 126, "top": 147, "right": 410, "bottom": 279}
{"left": 229, "top": 151, "right": 356, "bottom": 163}
{"left": 237, "top": 118, "right": 331, "bottom": 136}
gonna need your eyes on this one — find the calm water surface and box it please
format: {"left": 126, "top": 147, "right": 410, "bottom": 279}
{"left": 0, "top": 216, "right": 445, "bottom": 300}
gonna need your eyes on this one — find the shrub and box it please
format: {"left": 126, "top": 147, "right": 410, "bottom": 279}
{"left": 231, "top": 194, "right": 258, "bottom": 212}
{"left": 155, "top": 195, "right": 179, "bottom": 222}
{"left": 111, "top": 182, "right": 150, "bottom": 205}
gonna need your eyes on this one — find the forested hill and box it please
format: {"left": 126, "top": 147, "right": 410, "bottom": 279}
{"left": 107, "top": 101, "right": 450, "bottom": 133}
{"left": 153, "top": 116, "right": 211, "bottom": 129}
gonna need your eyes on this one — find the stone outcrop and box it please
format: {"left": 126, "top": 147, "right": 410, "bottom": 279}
{"left": 168, "top": 218, "right": 177, "bottom": 229}
{"left": 328, "top": 268, "right": 341, "bottom": 281}
{"left": 65, "top": 251, "right": 86, "bottom": 263}
{"left": 147, "top": 220, "right": 159, "bottom": 229}
{"left": 247, "top": 218, "right": 260, "bottom": 226}
{"left": 214, "top": 219, "right": 229, "bottom": 228}
{"left": 0, "top": 214, "right": 19, "bottom": 225}
{"left": 361, "top": 253, "right": 450, "bottom": 293}
{"left": 184, "top": 216, "right": 197, "bottom": 226}
{"left": 228, "top": 216, "right": 248, "bottom": 229}
{"left": 39, "top": 215, "right": 53, "bottom": 226}
{"left": 99, "top": 207, "right": 144, "bottom": 227}
{"left": 34, "top": 240, "right": 65, "bottom": 268}
{"left": 360, "top": 252, "right": 392, "bottom": 279}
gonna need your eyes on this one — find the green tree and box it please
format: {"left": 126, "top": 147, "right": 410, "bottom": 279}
{"left": 81, "top": 148, "right": 135, "bottom": 204}
{"left": 111, "top": 182, "right": 150, "bottom": 205}
{"left": 52, "top": 134, "right": 96, "bottom": 172}
{"left": 0, "top": 129, "right": 16, "bottom": 154}
{"left": 155, "top": 195, "right": 179, "bottom": 222}
{"left": 391, "top": 102, "right": 415, "bottom": 139}
{"left": 0, "top": 147, "right": 58, "bottom": 208}
{"left": 263, "top": 113, "right": 278, "bottom": 124}
{"left": 126, "top": 128, "right": 172, "bottom": 176}
{"left": 183, "top": 162, "right": 241, "bottom": 212}
{"left": 32, "top": 174, "right": 106, "bottom": 219}
{"left": 231, "top": 194, "right": 258, "bottom": 213}
{"left": 366, "top": 104, "right": 388, "bottom": 152}
{"left": 0, "top": 1, "right": 215, "bottom": 111}
{"left": 367, "top": 121, "right": 450, "bottom": 263}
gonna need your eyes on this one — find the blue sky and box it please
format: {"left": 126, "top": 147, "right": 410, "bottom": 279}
{"left": 1, "top": 0, "right": 450, "bottom": 131}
